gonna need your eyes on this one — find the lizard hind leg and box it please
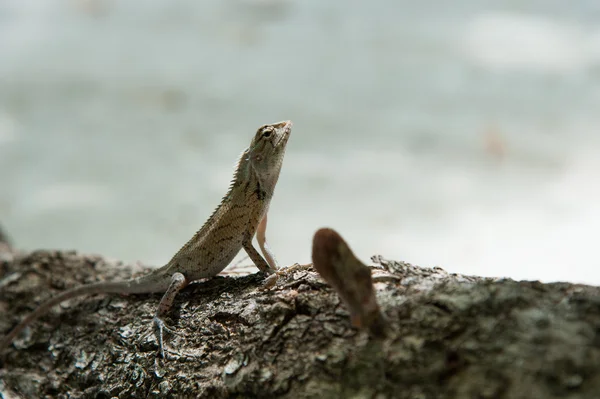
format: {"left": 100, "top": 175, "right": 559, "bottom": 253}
{"left": 153, "top": 272, "right": 188, "bottom": 358}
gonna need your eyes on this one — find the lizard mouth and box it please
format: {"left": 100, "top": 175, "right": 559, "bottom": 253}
{"left": 276, "top": 120, "right": 293, "bottom": 146}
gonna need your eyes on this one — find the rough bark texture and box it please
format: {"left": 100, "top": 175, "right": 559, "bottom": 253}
{"left": 1, "top": 246, "right": 600, "bottom": 399}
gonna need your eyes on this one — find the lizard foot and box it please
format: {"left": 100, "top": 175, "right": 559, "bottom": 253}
{"left": 261, "top": 263, "right": 312, "bottom": 290}
{"left": 153, "top": 316, "right": 176, "bottom": 358}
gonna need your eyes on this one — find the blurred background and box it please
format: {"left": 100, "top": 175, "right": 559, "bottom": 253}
{"left": 1, "top": 0, "right": 599, "bottom": 284}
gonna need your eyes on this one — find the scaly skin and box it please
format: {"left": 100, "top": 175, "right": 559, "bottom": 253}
{"left": 0, "top": 120, "right": 292, "bottom": 358}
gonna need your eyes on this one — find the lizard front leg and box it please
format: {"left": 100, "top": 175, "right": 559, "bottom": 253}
{"left": 243, "top": 230, "right": 277, "bottom": 274}
{"left": 256, "top": 214, "right": 279, "bottom": 270}
{"left": 153, "top": 272, "right": 188, "bottom": 358}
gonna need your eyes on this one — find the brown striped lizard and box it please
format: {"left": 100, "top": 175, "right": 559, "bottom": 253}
{"left": 0, "top": 120, "right": 292, "bottom": 358}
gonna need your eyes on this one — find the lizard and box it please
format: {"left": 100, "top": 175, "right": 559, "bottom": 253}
{"left": 0, "top": 120, "right": 292, "bottom": 358}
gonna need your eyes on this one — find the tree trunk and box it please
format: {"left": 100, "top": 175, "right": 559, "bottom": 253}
{"left": 1, "top": 247, "right": 599, "bottom": 398}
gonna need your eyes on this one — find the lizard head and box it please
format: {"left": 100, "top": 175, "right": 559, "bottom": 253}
{"left": 247, "top": 120, "right": 292, "bottom": 181}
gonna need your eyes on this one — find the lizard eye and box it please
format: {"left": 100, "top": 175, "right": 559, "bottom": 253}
{"left": 262, "top": 129, "right": 273, "bottom": 138}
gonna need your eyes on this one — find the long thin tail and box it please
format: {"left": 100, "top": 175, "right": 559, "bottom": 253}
{"left": 0, "top": 278, "right": 157, "bottom": 354}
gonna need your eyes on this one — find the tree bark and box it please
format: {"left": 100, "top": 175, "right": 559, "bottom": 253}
{"left": 1, "top": 247, "right": 599, "bottom": 398}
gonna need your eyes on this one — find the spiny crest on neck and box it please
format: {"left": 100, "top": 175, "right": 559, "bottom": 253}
{"left": 196, "top": 120, "right": 292, "bottom": 230}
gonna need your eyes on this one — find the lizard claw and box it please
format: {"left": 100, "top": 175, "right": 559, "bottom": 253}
{"left": 153, "top": 316, "right": 175, "bottom": 358}
{"left": 260, "top": 263, "right": 313, "bottom": 290}
{"left": 261, "top": 273, "right": 280, "bottom": 290}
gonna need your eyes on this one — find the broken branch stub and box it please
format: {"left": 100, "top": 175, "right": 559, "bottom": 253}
{"left": 311, "top": 228, "right": 387, "bottom": 338}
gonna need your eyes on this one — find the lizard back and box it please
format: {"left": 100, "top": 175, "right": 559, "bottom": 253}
{"left": 163, "top": 175, "right": 269, "bottom": 280}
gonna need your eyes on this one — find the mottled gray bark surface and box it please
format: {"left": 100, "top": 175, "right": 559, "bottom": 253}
{"left": 1, "top": 247, "right": 599, "bottom": 399}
